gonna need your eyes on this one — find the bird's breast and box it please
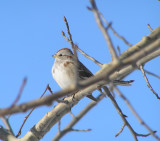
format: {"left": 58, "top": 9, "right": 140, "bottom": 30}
{"left": 52, "top": 62, "right": 76, "bottom": 89}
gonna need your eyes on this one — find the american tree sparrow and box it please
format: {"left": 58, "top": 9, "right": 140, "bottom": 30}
{"left": 52, "top": 48, "right": 97, "bottom": 101}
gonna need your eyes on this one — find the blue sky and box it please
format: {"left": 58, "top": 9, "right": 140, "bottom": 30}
{"left": 0, "top": 0, "right": 160, "bottom": 141}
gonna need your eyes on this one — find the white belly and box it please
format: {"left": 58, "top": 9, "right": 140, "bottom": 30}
{"left": 52, "top": 62, "right": 76, "bottom": 89}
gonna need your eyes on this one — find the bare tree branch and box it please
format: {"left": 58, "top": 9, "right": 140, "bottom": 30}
{"left": 139, "top": 65, "right": 160, "bottom": 99}
{"left": 62, "top": 28, "right": 103, "bottom": 67}
{"left": 52, "top": 94, "right": 104, "bottom": 141}
{"left": 113, "top": 86, "right": 160, "bottom": 140}
{"left": 63, "top": 16, "right": 74, "bottom": 51}
{"left": 10, "top": 78, "right": 27, "bottom": 108}
{"left": 63, "top": 16, "right": 79, "bottom": 86}
{"left": 99, "top": 12, "right": 132, "bottom": 47}
{"left": 89, "top": 0, "right": 118, "bottom": 61}
{"left": 71, "top": 128, "right": 91, "bottom": 132}
{"left": 16, "top": 84, "right": 50, "bottom": 137}
{"left": 144, "top": 69, "right": 160, "bottom": 79}
{"left": 0, "top": 116, "right": 14, "bottom": 136}
{"left": 113, "top": 49, "right": 160, "bottom": 81}
{"left": 117, "top": 46, "right": 121, "bottom": 56}
{"left": 147, "top": 24, "right": 153, "bottom": 32}
{"left": 75, "top": 45, "right": 103, "bottom": 67}
{"left": 119, "top": 26, "right": 160, "bottom": 61}
{"left": 0, "top": 126, "right": 18, "bottom": 141}
{"left": 136, "top": 131, "right": 157, "bottom": 137}
{"left": 115, "top": 122, "right": 125, "bottom": 137}
{"left": 0, "top": 85, "right": 77, "bottom": 116}
{"left": 69, "top": 111, "right": 76, "bottom": 118}
{"left": 102, "top": 86, "right": 138, "bottom": 141}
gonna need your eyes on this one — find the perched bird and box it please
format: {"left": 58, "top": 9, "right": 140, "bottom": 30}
{"left": 52, "top": 48, "right": 97, "bottom": 101}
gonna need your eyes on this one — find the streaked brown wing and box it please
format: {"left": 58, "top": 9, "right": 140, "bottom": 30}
{"left": 78, "top": 61, "right": 97, "bottom": 102}
{"left": 78, "top": 61, "right": 93, "bottom": 79}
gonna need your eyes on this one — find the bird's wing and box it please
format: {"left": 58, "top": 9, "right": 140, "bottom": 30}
{"left": 78, "top": 61, "right": 93, "bottom": 79}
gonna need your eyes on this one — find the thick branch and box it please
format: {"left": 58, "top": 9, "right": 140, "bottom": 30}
{"left": 119, "top": 27, "right": 160, "bottom": 60}
{"left": 0, "top": 126, "right": 18, "bottom": 141}
{"left": 52, "top": 94, "right": 104, "bottom": 141}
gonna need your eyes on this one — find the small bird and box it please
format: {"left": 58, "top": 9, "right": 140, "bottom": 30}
{"left": 52, "top": 48, "right": 97, "bottom": 101}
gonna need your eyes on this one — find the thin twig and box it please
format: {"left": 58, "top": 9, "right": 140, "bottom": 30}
{"left": 47, "top": 79, "right": 70, "bottom": 103}
{"left": 102, "top": 86, "right": 138, "bottom": 141}
{"left": 63, "top": 16, "right": 77, "bottom": 60}
{"left": 147, "top": 24, "right": 153, "bottom": 32}
{"left": 62, "top": 16, "right": 102, "bottom": 79}
{"left": 71, "top": 128, "right": 91, "bottom": 132}
{"left": 61, "top": 31, "right": 69, "bottom": 42}
{"left": 10, "top": 78, "right": 27, "bottom": 107}
{"left": 63, "top": 16, "right": 74, "bottom": 51}
{"left": 140, "top": 65, "right": 160, "bottom": 100}
{"left": 144, "top": 69, "right": 160, "bottom": 79}
{"left": 69, "top": 111, "right": 76, "bottom": 118}
{"left": 113, "top": 86, "right": 160, "bottom": 140}
{"left": 136, "top": 131, "right": 157, "bottom": 137}
{"left": 88, "top": 6, "right": 132, "bottom": 47}
{"left": 16, "top": 84, "right": 49, "bottom": 137}
{"left": 0, "top": 116, "right": 14, "bottom": 135}
{"left": 61, "top": 31, "right": 102, "bottom": 67}
{"left": 117, "top": 46, "right": 121, "bottom": 56}
{"left": 115, "top": 122, "right": 126, "bottom": 137}
{"left": 113, "top": 80, "right": 134, "bottom": 86}
{"left": 89, "top": 0, "right": 118, "bottom": 61}
{"left": 75, "top": 45, "right": 103, "bottom": 67}
{"left": 63, "top": 16, "right": 78, "bottom": 86}
{"left": 99, "top": 12, "right": 132, "bottom": 47}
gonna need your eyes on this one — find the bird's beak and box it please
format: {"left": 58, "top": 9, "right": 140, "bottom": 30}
{"left": 52, "top": 55, "right": 56, "bottom": 58}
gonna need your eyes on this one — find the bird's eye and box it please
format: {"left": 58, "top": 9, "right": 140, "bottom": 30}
{"left": 59, "top": 54, "right": 62, "bottom": 56}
